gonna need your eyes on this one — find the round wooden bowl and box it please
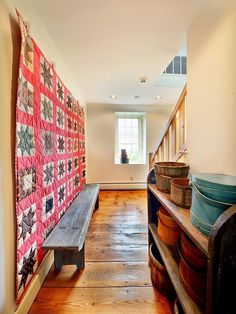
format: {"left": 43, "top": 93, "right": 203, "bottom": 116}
{"left": 170, "top": 178, "right": 192, "bottom": 209}
{"left": 155, "top": 174, "right": 172, "bottom": 193}
{"left": 158, "top": 207, "right": 178, "bottom": 229}
{"left": 157, "top": 217, "right": 181, "bottom": 247}
{"left": 178, "top": 240, "right": 206, "bottom": 307}
{"left": 149, "top": 243, "right": 175, "bottom": 296}
{"left": 180, "top": 232, "right": 207, "bottom": 271}
{"left": 154, "top": 162, "right": 190, "bottom": 177}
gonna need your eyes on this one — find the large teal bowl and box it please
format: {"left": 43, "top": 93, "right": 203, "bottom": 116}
{"left": 190, "top": 183, "right": 232, "bottom": 235}
{"left": 190, "top": 211, "right": 212, "bottom": 236}
{"left": 191, "top": 173, "right": 236, "bottom": 192}
{"left": 193, "top": 182, "right": 236, "bottom": 204}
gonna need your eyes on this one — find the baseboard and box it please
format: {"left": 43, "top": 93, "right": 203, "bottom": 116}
{"left": 100, "top": 182, "right": 147, "bottom": 190}
{"left": 15, "top": 251, "right": 53, "bottom": 314}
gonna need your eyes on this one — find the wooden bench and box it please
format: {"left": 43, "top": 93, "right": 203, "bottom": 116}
{"left": 42, "top": 183, "right": 100, "bottom": 271}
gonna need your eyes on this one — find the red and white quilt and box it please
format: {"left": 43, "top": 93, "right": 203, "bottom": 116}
{"left": 15, "top": 11, "right": 86, "bottom": 303}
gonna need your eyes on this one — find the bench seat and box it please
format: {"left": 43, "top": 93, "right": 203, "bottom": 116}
{"left": 42, "top": 183, "right": 99, "bottom": 271}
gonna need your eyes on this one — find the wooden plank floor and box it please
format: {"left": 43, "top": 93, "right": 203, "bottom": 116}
{"left": 30, "top": 190, "right": 172, "bottom": 314}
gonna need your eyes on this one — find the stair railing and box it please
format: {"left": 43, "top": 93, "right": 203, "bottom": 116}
{"left": 151, "top": 84, "right": 187, "bottom": 166}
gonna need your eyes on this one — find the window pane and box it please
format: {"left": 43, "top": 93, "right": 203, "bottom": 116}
{"left": 126, "top": 119, "right": 132, "bottom": 127}
{"left": 181, "top": 56, "right": 187, "bottom": 74}
{"left": 132, "top": 119, "right": 138, "bottom": 127}
{"left": 166, "top": 61, "right": 173, "bottom": 74}
{"left": 119, "top": 118, "right": 125, "bottom": 127}
{"left": 174, "top": 56, "right": 181, "bottom": 74}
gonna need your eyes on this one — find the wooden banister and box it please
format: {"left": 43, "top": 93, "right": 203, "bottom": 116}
{"left": 151, "top": 85, "right": 187, "bottom": 164}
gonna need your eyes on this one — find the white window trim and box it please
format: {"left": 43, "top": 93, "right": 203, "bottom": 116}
{"left": 114, "top": 112, "right": 146, "bottom": 165}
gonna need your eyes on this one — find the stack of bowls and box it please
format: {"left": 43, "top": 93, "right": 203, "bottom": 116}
{"left": 190, "top": 174, "right": 236, "bottom": 235}
{"left": 157, "top": 207, "right": 181, "bottom": 247}
{"left": 154, "top": 162, "right": 190, "bottom": 194}
{"left": 178, "top": 233, "right": 207, "bottom": 307}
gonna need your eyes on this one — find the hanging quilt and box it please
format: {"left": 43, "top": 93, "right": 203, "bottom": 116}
{"left": 15, "top": 11, "right": 86, "bottom": 303}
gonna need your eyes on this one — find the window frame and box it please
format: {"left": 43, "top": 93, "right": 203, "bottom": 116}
{"left": 114, "top": 112, "right": 146, "bottom": 165}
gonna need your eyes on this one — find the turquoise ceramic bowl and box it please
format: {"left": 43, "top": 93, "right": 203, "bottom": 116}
{"left": 190, "top": 183, "right": 232, "bottom": 235}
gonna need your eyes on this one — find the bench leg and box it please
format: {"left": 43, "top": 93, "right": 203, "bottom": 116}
{"left": 76, "top": 244, "right": 85, "bottom": 270}
{"left": 95, "top": 196, "right": 99, "bottom": 210}
{"left": 54, "top": 245, "right": 85, "bottom": 272}
{"left": 54, "top": 251, "right": 63, "bottom": 272}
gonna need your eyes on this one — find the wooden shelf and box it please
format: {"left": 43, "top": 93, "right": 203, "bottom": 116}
{"left": 149, "top": 223, "right": 204, "bottom": 314}
{"left": 148, "top": 184, "right": 209, "bottom": 257}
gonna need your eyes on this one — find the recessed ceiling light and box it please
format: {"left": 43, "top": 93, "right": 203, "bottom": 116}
{"left": 109, "top": 95, "right": 117, "bottom": 100}
{"left": 134, "top": 96, "right": 140, "bottom": 99}
{"left": 155, "top": 96, "right": 163, "bottom": 100}
{"left": 140, "top": 77, "right": 148, "bottom": 83}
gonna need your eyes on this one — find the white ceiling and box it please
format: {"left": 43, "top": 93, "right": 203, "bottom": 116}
{"left": 31, "top": 0, "right": 205, "bottom": 105}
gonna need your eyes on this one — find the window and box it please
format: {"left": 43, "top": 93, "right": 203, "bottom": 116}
{"left": 163, "top": 56, "right": 187, "bottom": 75}
{"left": 115, "top": 112, "right": 146, "bottom": 164}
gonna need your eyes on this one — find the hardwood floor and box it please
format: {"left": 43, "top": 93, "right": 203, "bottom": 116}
{"left": 29, "top": 190, "right": 172, "bottom": 314}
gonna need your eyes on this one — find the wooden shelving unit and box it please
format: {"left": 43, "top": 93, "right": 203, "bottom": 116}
{"left": 147, "top": 169, "right": 236, "bottom": 314}
{"left": 149, "top": 224, "right": 203, "bottom": 314}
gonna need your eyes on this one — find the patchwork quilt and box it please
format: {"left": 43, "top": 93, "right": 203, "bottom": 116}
{"left": 15, "top": 11, "right": 86, "bottom": 303}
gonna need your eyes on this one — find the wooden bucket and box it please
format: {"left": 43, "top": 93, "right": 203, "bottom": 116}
{"left": 158, "top": 207, "right": 178, "bottom": 229}
{"left": 170, "top": 178, "right": 192, "bottom": 209}
{"left": 154, "top": 162, "right": 189, "bottom": 177}
{"left": 149, "top": 243, "right": 174, "bottom": 296}
{"left": 157, "top": 214, "right": 181, "bottom": 247}
{"left": 178, "top": 241, "right": 206, "bottom": 307}
{"left": 155, "top": 174, "right": 172, "bottom": 193}
{"left": 180, "top": 233, "right": 207, "bottom": 271}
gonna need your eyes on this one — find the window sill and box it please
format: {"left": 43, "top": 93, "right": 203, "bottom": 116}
{"left": 115, "top": 162, "right": 146, "bottom": 165}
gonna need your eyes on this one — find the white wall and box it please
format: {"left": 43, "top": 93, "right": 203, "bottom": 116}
{"left": 0, "top": 1, "right": 82, "bottom": 313}
{"left": 86, "top": 103, "right": 172, "bottom": 188}
{"left": 186, "top": 0, "right": 236, "bottom": 175}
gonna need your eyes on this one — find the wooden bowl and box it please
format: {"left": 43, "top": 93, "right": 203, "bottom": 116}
{"left": 149, "top": 243, "right": 175, "bottom": 296}
{"left": 158, "top": 207, "right": 178, "bottom": 229}
{"left": 155, "top": 174, "right": 172, "bottom": 193}
{"left": 180, "top": 232, "right": 207, "bottom": 271}
{"left": 170, "top": 178, "right": 192, "bottom": 209}
{"left": 154, "top": 162, "right": 189, "bottom": 177}
{"left": 157, "top": 217, "right": 181, "bottom": 247}
{"left": 178, "top": 240, "right": 206, "bottom": 307}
